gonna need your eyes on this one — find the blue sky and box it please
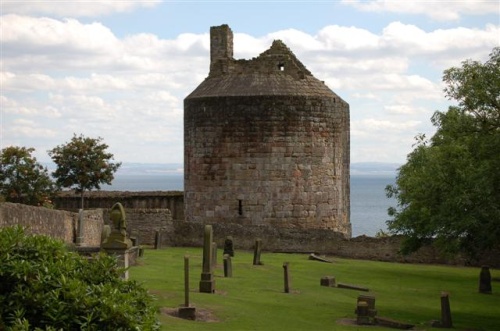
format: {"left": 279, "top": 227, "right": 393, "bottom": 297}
{"left": 1, "top": 1, "right": 499, "bottom": 166}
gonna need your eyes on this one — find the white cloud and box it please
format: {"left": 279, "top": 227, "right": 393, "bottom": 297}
{"left": 342, "top": 0, "right": 498, "bottom": 21}
{"left": 1, "top": 0, "right": 161, "bottom": 17}
{"left": 1, "top": 13, "right": 497, "bottom": 164}
{"left": 384, "top": 104, "right": 428, "bottom": 115}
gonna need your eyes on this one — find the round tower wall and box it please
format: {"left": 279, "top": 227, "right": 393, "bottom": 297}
{"left": 184, "top": 95, "right": 350, "bottom": 237}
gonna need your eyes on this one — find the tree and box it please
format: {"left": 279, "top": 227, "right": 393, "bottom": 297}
{"left": 0, "top": 146, "right": 56, "bottom": 206}
{"left": 386, "top": 48, "right": 500, "bottom": 259}
{"left": 0, "top": 226, "right": 159, "bottom": 330}
{"left": 48, "top": 134, "right": 121, "bottom": 209}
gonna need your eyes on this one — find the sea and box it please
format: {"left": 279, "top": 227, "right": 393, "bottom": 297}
{"left": 100, "top": 166, "right": 397, "bottom": 237}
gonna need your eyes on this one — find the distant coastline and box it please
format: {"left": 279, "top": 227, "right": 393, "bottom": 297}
{"left": 46, "top": 161, "right": 399, "bottom": 177}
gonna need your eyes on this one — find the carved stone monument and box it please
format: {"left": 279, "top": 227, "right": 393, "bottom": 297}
{"left": 101, "top": 202, "right": 133, "bottom": 279}
{"left": 199, "top": 225, "right": 215, "bottom": 293}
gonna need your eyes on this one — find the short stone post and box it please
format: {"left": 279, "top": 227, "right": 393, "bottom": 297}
{"left": 253, "top": 239, "right": 262, "bottom": 265}
{"left": 223, "top": 236, "right": 234, "bottom": 257}
{"left": 178, "top": 256, "right": 196, "bottom": 320}
{"left": 211, "top": 242, "right": 217, "bottom": 270}
{"left": 199, "top": 225, "right": 215, "bottom": 293}
{"left": 355, "top": 301, "right": 370, "bottom": 325}
{"left": 154, "top": 230, "right": 161, "bottom": 249}
{"left": 76, "top": 209, "right": 84, "bottom": 246}
{"left": 355, "top": 295, "right": 376, "bottom": 325}
{"left": 440, "top": 292, "right": 453, "bottom": 328}
{"left": 283, "top": 262, "right": 290, "bottom": 293}
{"left": 320, "top": 276, "right": 336, "bottom": 287}
{"left": 223, "top": 254, "right": 233, "bottom": 277}
{"left": 479, "top": 265, "right": 492, "bottom": 294}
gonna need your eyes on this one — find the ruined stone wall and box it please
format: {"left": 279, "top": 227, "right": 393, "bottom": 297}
{"left": 184, "top": 95, "right": 350, "bottom": 236}
{"left": 0, "top": 202, "right": 103, "bottom": 246}
{"left": 167, "top": 221, "right": 497, "bottom": 267}
{"left": 54, "top": 191, "right": 184, "bottom": 221}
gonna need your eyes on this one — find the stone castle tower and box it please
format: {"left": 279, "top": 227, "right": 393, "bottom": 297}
{"left": 184, "top": 25, "right": 351, "bottom": 237}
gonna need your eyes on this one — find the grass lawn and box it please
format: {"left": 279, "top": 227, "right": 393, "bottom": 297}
{"left": 129, "top": 247, "right": 499, "bottom": 331}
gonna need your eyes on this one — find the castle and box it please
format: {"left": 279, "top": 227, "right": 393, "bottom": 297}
{"left": 184, "top": 25, "right": 351, "bottom": 237}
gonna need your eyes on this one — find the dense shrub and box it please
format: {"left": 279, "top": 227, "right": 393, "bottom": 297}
{"left": 0, "top": 226, "right": 159, "bottom": 330}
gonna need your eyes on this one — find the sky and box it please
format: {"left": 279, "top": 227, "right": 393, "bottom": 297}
{"left": 1, "top": 0, "right": 499, "bottom": 167}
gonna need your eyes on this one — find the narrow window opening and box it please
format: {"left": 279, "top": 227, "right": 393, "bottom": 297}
{"left": 278, "top": 63, "right": 285, "bottom": 71}
{"left": 238, "top": 199, "right": 243, "bottom": 216}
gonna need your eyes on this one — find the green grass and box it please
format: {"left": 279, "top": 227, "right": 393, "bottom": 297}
{"left": 129, "top": 248, "right": 500, "bottom": 331}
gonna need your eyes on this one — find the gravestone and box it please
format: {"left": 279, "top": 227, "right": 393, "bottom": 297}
{"left": 440, "top": 292, "right": 453, "bottom": 328}
{"left": 320, "top": 276, "right": 336, "bottom": 287}
{"left": 101, "top": 202, "right": 133, "bottom": 280}
{"left": 283, "top": 262, "right": 290, "bottom": 293}
{"left": 355, "top": 295, "right": 377, "bottom": 325}
{"left": 154, "top": 230, "right": 162, "bottom": 249}
{"left": 338, "top": 283, "right": 369, "bottom": 292}
{"left": 253, "top": 239, "right": 263, "bottom": 265}
{"left": 223, "top": 236, "right": 234, "bottom": 257}
{"left": 355, "top": 301, "right": 371, "bottom": 325}
{"left": 223, "top": 254, "right": 233, "bottom": 277}
{"left": 479, "top": 265, "right": 492, "bottom": 294}
{"left": 199, "top": 225, "right": 215, "bottom": 293}
{"left": 178, "top": 256, "right": 196, "bottom": 320}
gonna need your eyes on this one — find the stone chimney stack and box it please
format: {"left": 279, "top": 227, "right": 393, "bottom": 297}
{"left": 210, "top": 24, "right": 233, "bottom": 75}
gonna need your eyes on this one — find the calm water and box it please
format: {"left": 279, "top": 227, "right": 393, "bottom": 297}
{"left": 102, "top": 174, "right": 396, "bottom": 237}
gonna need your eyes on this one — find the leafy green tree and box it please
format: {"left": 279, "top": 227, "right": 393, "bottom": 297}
{"left": 386, "top": 48, "right": 500, "bottom": 259}
{"left": 49, "top": 134, "right": 121, "bottom": 209}
{"left": 0, "top": 226, "right": 159, "bottom": 330}
{"left": 0, "top": 146, "right": 56, "bottom": 206}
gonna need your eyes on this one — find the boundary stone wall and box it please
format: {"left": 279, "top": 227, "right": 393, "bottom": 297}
{"left": 2, "top": 202, "right": 498, "bottom": 267}
{"left": 54, "top": 191, "right": 184, "bottom": 221}
{"left": 0, "top": 202, "right": 103, "bottom": 246}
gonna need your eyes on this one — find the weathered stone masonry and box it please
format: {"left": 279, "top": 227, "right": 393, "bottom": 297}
{"left": 184, "top": 25, "right": 351, "bottom": 237}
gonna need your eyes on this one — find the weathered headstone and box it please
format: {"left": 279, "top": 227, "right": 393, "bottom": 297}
{"left": 101, "top": 202, "right": 133, "bottom": 280}
{"left": 338, "top": 283, "right": 369, "bottom": 292}
{"left": 440, "top": 292, "right": 453, "bottom": 328}
{"left": 154, "top": 230, "right": 161, "bottom": 249}
{"left": 178, "top": 255, "right": 196, "bottom": 320}
{"left": 223, "top": 254, "right": 233, "bottom": 277}
{"left": 253, "top": 239, "right": 262, "bottom": 265}
{"left": 320, "top": 276, "right": 336, "bottom": 287}
{"left": 355, "top": 295, "right": 377, "bottom": 325}
{"left": 199, "top": 225, "right": 215, "bottom": 293}
{"left": 223, "top": 235, "right": 234, "bottom": 257}
{"left": 212, "top": 242, "right": 217, "bottom": 269}
{"left": 479, "top": 265, "right": 492, "bottom": 294}
{"left": 283, "top": 262, "right": 290, "bottom": 293}
{"left": 355, "top": 301, "right": 371, "bottom": 325}
{"left": 309, "top": 253, "right": 332, "bottom": 263}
